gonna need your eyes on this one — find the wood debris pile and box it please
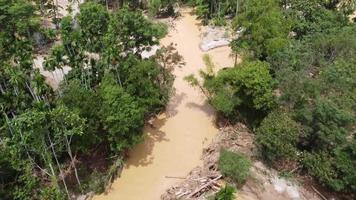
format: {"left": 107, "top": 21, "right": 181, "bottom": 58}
{"left": 162, "top": 123, "right": 254, "bottom": 200}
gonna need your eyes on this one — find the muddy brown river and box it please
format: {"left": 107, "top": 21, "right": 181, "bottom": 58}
{"left": 93, "top": 9, "right": 233, "bottom": 200}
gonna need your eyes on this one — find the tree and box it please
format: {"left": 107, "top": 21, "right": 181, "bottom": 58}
{"left": 2, "top": 1, "right": 177, "bottom": 198}
{"left": 77, "top": 2, "right": 110, "bottom": 52}
{"left": 232, "top": 0, "right": 290, "bottom": 58}
{"left": 105, "top": 7, "right": 165, "bottom": 57}
{"left": 205, "top": 61, "right": 275, "bottom": 119}
{"left": 99, "top": 73, "right": 145, "bottom": 152}
{"left": 192, "top": 0, "right": 241, "bottom": 25}
{"left": 58, "top": 80, "right": 102, "bottom": 150}
{"left": 7, "top": 107, "right": 84, "bottom": 199}
{"left": 288, "top": 0, "right": 348, "bottom": 38}
{"left": 255, "top": 4, "right": 356, "bottom": 194}
{"left": 148, "top": 0, "right": 179, "bottom": 17}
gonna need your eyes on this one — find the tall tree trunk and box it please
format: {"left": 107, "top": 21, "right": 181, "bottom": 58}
{"left": 234, "top": 53, "right": 238, "bottom": 66}
{"left": 0, "top": 82, "right": 5, "bottom": 94}
{"left": 65, "top": 136, "right": 82, "bottom": 190}
{"left": 25, "top": 81, "right": 39, "bottom": 101}
{"left": 2, "top": 111, "right": 13, "bottom": 135}
{"left": 236, "top": 0, "right": 239, "bottom": 16}
{"left": 47, "top": 133, "right": 71, "bottom": 200}
{"left": 54, "top": 0, "right": 59, "bottom": 30}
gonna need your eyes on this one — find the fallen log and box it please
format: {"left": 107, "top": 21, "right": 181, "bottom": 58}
{"left": 187, "top": 175, "right": 222, "bottom": 198}
{"left": 177, "top": 191, "right": 189, "bottom": 199}
{"left": 165, "top": 176, "right": 186, "bottom": 179}
{"left": 311, "top": 186, "right": 327, "bottom": 200}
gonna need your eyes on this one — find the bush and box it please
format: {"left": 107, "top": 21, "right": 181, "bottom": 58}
{"left": 302, "top": 152, "right": 340, "bottom": 191}
{"left": 148, "top": 0, "right": 177, "bottom": 17}
{"left": 256, "top": 110, "right": 301, "bottom": 163}
{"left": 213, "top": 185, "right": 236, "bottom": 200}
{"left": 218, "top": 150, "right": 251, "bottom": 185}
{"left": 303, "top": 144, "right": 356, "bottom": 192}
{"left": 204, "top": 61, "right": 276, "bottom": 119}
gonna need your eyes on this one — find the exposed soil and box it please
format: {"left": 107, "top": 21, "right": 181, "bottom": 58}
{"left": 162, "top": 125, "right": 322, "bottom": 200}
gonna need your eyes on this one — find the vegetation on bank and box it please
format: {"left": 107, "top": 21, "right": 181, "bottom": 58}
{"left": 219, "top": 150, "right": 251, "bottom": 186}
{"left": 0, "top": 1, "right": 178, "bottom": 199}
{"left": 187, "top": 0, "right": 356, "bottom": 197}
{"left": 210, "top": 185, "right": 236, "bottom": 200}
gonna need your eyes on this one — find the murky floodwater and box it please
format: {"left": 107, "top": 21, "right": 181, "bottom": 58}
{"left": 93, "top": 9, "right": 233, "bottom": 200}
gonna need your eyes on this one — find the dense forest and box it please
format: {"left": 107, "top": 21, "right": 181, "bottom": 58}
{"left": 187, "top": 0, "right": 356, "bottom": 198}
{"left": 1, "top": 0, "right": 355, "bottom": 199}
{"left": 0, "top": 0, "right": 180, "bottom": 199}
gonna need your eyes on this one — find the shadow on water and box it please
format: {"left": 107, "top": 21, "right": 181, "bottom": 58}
{"left": 185, "top": 101, "right": 216, "bottom": 119}
{"left": 124, "top": 113, "right": 169, "bottom": 168}
{"left": 123, "top": 90, "right": 188, "bottom": 169}
{"left": 166, "top": 92, "right": 187, "bottom": 118}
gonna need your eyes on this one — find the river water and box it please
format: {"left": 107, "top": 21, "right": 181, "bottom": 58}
{"left": 93, "top": 8, "right": 233, "bottom": 200}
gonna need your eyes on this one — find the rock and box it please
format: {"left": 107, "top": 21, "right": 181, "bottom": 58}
{"left": 141, "top": 45, "right": 160, "bottom": 59}
{"left": 200, "top": 39, "right": 231, "bottom": 52}
{"left": 200, "top": 26, "right": 233, "bottom": 52}
{"left": 76, "top": 192, "right": 94, "bottom": 200}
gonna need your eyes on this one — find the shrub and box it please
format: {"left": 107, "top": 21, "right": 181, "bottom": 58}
{"left": 218, "top": 150, "right": 251, "bottom": 185}
{"left": 256, "top": 110, "right": 301, "bottom": 163}
{"left": 214, "top": 185, "right": 236, "bottom": 200}
{"left": 303, "top": 144, "right": 356, "bottom": 192}
{"left": 204, "top": 61, "right": 276, "bottom": 119}
{"left": 302, "top": 152, "right": 340, "bottom": 191}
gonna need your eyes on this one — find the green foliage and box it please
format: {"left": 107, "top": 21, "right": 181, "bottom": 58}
{"left": 78, "top": 2, "right": 110, "bottom": 52}
{"left": 99, "top": 73, "right": 144, "bottom": 152}
{"left": 204, "top": 61, "right": 275, "bottom": 119}
{"left": 59, "top": 80, "right": 102, "bottom": 150}
{"left": 44, "top": 3, "right": 175, "bottom": 155}
{"left": 256, "top": 110, "right": 301, "bottom": 163}
{"left": 246, "top": 2, "right": 356, "bottom": 194}
{"left": 151, "top": 21, "right": 169, "bottom": 39}
{"left": 219, "top": 150, "right": 251, "bottom": 185}
{"left": 80, "top": 170, "right": 107, "bottom": 193}
{"left": 302, "top": 152, "right": 347, "bottom": 191}
{"left": 232, "top": 0, "right": 290, "bottom": 58}
{"left": 205, "top": 0, "right": 356, "bottom": 195}
{"left": 192, "top": 0, "right": 241, "bottom": 24}
{"left": 12, "top": 167, "right": 65, "bottom": 200}
{"left": 148, "top": 0, "right": 178, "bottom": 17}
{"left": 107, "top": 7, "right": 164, "bottom": 55}
{"left": 213, "top": 185, "right": 236, "bottom": 200}
{"left": 1, "top": 1, "right": 175, "bottom": 199}
{"left": 116, "top": 55, "right": 172, "bottom": 113}
{"left": 287, "top": 0, "right": 349, "bottom": 38}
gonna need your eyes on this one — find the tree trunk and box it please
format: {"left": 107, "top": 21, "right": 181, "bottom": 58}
{"left": 236, "top": 0, "right": 239, "bottom": 16}
{"left": 47, "top": 133, "right": 71, "bottom": 200}
{"left": 65, "top": 136, "right": 82, "bottom": 190}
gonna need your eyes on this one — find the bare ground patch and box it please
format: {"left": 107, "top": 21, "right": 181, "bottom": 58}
{"left": 161, "top": 124, "right": 321, "bottom": 200}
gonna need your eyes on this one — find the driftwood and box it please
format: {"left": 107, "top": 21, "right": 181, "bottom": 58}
{"left": 165, "top": 176, "right": 186, "bottom": 179}
{"left": 187, "top": 175, "right": 222, "bottom": 198}
{"left": 177, "top": 191, "right": 189, "bottom": 199}
{"left": 162, "top": 125, "right": 254, "bottom": 200}
{"left": 311, "top": 186, "right": 327, "bottom": 200}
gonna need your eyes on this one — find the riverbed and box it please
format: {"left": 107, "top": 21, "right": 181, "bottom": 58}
{"left": 92, "top": 8, "right": 234, "bottom": 200}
